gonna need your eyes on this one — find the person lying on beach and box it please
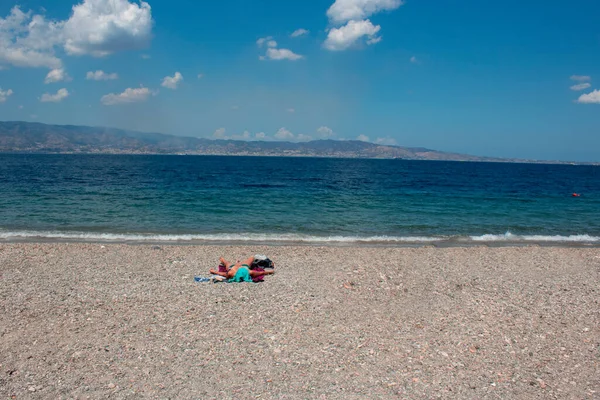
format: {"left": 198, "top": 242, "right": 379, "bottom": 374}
{"left": 209, "top": 256, "right": 274, "bottom": 282}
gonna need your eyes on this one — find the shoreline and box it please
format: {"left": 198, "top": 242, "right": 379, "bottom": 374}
{"left": 1, "top": 243, "right": 599, "bottom": 398}
{"left": 2, "top": 238, "right": 600, "bottom": 248}
{"left": 1, "top": 231, "right": 599, "bottom": 248}
{"left": 2, "top": 149, "right": 599, "bottom": 166}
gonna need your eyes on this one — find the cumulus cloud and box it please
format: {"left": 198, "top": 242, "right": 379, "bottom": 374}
{"left": 255, "top": 132, "right": 266, "bottom": 139}
{"left": 213, "top": 127, "right": 226, "bottom": 139}
{"left": 262, "top": 47, "right": 304, "bottom": 61}
{"left": 327, "top": 0, "right": 404, "bottom": 24}
{"left": 577, "top": 90, "right": 600, "bottom": 104}
{"left": 0, "top": 7, "right": 63, "bottom": 69}
{"left": 45, "top": 68, "right": 71, "bottom": 83}
{"left": 570, "top": 75, "right": 590, "bottom": 82}
{"left": 324, "top": 19, "right": 381, "bottom": 51}
{"left": 291, "top": 29, "right": 309, "bottom": 38}
{"left": 161, "top": 72, "right": 183, "bottom": 89}
{"left": 375, "top": 137, "right": 397, "bottom": 145}
{"left": 323, "top": 0, "right": 403, "bottom": 52}
{"left": 0, "top": 1, "right": 153, "bottom": 70}
{"left": 317, "top": 126, "right": 335, "bottom": 138}
{"left": 357, "top": 134, "right": 370, "bottom": 141}
{"left": 570, "top": 83, "right": 591, "bottom": 91}
{"left": 257, "top": 36, "right": 303, "bottom": 61}
{"left": 63, "top": 0, "right": 153, "bottom": 57}
{"left": 40, "top": 88, "right": 69, "bottom": 102}
{"left": 101, "top": 86, "right": 153, "bottom": 105}
{"left": 86, "top": 70, "right": 118, "bottom": 80}
{"left": 274, "top": 127, "right": 294, "bottom": 140}
{"left": 228, "top": 130, "right": 252, "bottom": 140}
{"left": 0, "top": 88, "right": 13, "bottom": 103}
{"left": 256, "top": 36, "right": 277, "bottom": 48}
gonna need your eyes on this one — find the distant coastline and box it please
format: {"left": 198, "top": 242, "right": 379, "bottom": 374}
{"left": 1, "top": 121, "right": 597, "bottom": 165}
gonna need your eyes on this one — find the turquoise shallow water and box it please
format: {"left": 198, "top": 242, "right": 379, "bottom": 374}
{"left": 0, "top": 154, "right": 599, "bottom": 245}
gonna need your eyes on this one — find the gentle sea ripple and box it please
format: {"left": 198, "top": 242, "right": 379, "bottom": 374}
{"left": 0, "top": 154, "right": 598, "bottom": 245}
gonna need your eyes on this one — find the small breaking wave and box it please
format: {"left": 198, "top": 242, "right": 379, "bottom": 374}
{"left": 470, "top": 231, "right": 600, "bottom": 243}
{"left": 0, "top": 230, "right": 441, "bottom": 244}
{"left": 0, "top": 230, "right": 598, "bottom": 245}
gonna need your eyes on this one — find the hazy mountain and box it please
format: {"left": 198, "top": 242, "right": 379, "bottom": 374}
{"left": 0, "top": 121, "right": 510, "bottom": 162}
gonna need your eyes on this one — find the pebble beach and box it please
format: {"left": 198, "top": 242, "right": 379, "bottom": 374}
{"left": 1, "top": 243, "right": 599, "bottom": 399}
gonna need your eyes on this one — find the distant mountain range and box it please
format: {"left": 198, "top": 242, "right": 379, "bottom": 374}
{"left": 0, "top": 121, "right": 575, "bottom": 163}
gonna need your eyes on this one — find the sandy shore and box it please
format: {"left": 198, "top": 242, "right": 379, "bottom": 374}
{"left": 1, "top": 243, "right": 599, "bottom": 399}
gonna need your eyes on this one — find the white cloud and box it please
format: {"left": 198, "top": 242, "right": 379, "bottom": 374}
{"left": 101, "top": 86, "right": 153, "bottom": 105}
{"left": 287, "top": 108, "right": 295, "bottom": 113}
{"left": 197, "top": 73, "right": 204, "bottom": 79}
{"left": 274, "top": 127, "right": 294, "bottom": 140}
{"left": 40, "top": 88, "right": 69, "bottom": 102}
{"left": 570, "top": 83, "right": 591, "bottom": 91}
{"left": 86, "top": 70, "right": 118, "bottom": 80}
{"left": 257, "top": 36, "right": 302, "bottom": 60}
{"left": 0, "top": 47, "right": 62, "bottom": 69}
{"left": 45, "top": 68, "right": 71, "bottom": 83}
{"left": 570, "top": 75, "right": 591, "bottom": 82}
{"left": 375, "top": 137, "right": 397, "bottom": 145}
{"left": 317, "top": 126, "right": 335, "bottom": 138}
{"left": 229, "top": 130, "right": 252, "bottom": 140}
{"left": 63, "top": 0, "right": 153, "bottom": 57}
{"left": 231, "top": 105, "right": 239, "bottom": 110}
{"left": 161, "top": 72, "right": 183, "bottom": 89}
{"left": 0, "top": 1, "right": 153, "bottom": 70}
{"left": 357, "top": 134, "right": 370, "bottom": 141}
{"left": 256, "top": 36, "right": 274, "bottom": 47}
{"left": 577, "top": 90, "right": 600, "bottom": 104}
{"left": 410, "top": 56, "right": 420, "bottom": 64}
{"left": 0, "top": 7, "right": 63, "bottom": 69}
{"left": 324, "top": 19, "right": 381, "bottom": 51}
{"left": 255, "top": 132, "right": 266, "bottom": 139}
{"left": 262, "top": 47, "right": 303, "bottom": 61}
{"left": 213, "top": 127, "right": 226, "bottom": 139}
{"left": 291, "top": 29, "right": 309, "bottom": 38}
{"left": 327, "top": 0, "right": 404, "bottom": 24}
{"left": 141, "top": 54, "right": 151, "bottom": 59}
{"left": 297, "top": 134, "right": 313, "bottom": 141}
{"left": 0, "top": 88, "right": 13, "bottom": 103}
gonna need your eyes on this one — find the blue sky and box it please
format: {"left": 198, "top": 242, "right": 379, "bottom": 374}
{"left": 0, "top": 0, "right": 599, "bottom": 161}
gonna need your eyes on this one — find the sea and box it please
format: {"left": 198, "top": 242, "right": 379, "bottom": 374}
{"left": 0, "top": 154, "right": 599, "bottom": 246}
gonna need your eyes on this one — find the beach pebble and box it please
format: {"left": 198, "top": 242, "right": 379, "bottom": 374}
{"left": 0, "top": 243, "right": 598, "bottom": 399}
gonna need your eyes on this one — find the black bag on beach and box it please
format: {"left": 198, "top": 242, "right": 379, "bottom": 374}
{"left": 251, "top": 257, "right": 274, "bottom": 270}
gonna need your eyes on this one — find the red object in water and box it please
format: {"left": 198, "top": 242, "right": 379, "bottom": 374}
{"left": 572, "top": 193, "right": 581, "bottom": 197}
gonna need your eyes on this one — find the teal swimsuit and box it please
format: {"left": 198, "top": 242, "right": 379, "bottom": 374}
{"left": 228, "top": 265, "right": 253, "bottom": 283}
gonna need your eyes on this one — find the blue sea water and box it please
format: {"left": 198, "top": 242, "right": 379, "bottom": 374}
{"left": 0, "top": 154, "right": 598, "bottom": 245}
